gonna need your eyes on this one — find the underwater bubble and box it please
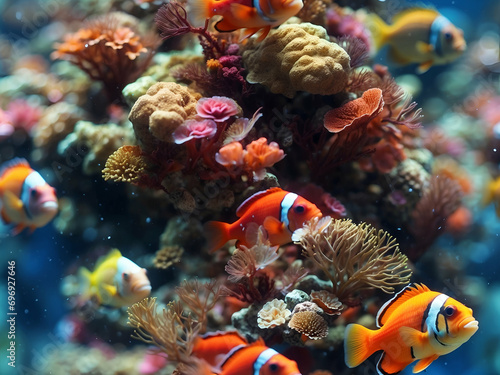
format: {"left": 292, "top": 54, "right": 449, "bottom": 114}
{"left": 24, "top": 309, "right": 28, "bottom": 314}
{"left": 146, "top": 217, "right": 151, "bottom": 224}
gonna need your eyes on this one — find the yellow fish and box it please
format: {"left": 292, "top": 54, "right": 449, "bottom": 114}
{"left": 369, "top": 8, "right": 466, "bottom": 73}
{"left": 78, "top": 249, "right": 151, "bottom": 308}
{"left": 482, "top": 176, "right": 500, "bottom": 217}
{"left": 345, "top": 283, "right": 478, "bottom": 374}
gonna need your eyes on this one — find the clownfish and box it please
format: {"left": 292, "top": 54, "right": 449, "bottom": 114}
{"left": 369, "top": 8, "right": 466, "bottom": 73}
{"left": 482, "top": 176, "right": 500, "bottom": 217}
{"left": 78, "top": 249, "right": 151, "bottom": 308}
{"left": 204, "top": 187, "right": 322, "bottom": 253}
{"left": 187, "top": 0, "right": 304, "bottom": 41}
{"left": 0, "top": 158, "right": 58, "bottom": 235}
{"left": 192, "top": 331, "right": 301, "bottom": 375}
{"left": 344, "top": 283, "right": 478, "bottom": 375}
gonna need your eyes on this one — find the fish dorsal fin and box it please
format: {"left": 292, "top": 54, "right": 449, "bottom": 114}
{"left": 0, "top": 158, "right": 30, "bottom": 179}
{"left": 236, "top": 187, "right": 284, "bottom": 217}
{"left": 376, "top": 283, "right": 430, "bottom": 327}
{"left": 94, "top": 248, "right": 122, "bottom": 269}
{"left": 391, "top": 8, "right": 439, "bottom": 24}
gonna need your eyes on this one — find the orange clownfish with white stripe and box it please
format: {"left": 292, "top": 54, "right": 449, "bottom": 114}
{"left": 0, "top": 158, "right": 58, "bottom": 235}
{"left": 344, "top": 283, "right": 478, "bottom": 374}
{"left": 192, "top": 331, "right": 301, "bottom": 375}
{"left": 204, "top": 187, "right": 322, "bottom": 253}
{"left": 187, "top": 0, "right": 304, "bottom": 41}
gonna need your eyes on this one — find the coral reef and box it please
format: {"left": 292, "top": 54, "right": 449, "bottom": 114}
{"left": 242, "top": 23, "right": 351, "bottom": 98}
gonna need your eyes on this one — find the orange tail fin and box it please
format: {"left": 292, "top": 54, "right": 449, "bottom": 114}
{"left": 344, "top": 323, "right": 376, "bottom": 368}
{"left": 204, "top": 221, "right": 231, "bottom": 253}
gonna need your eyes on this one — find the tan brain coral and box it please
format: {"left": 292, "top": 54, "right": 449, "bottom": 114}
{"left": 128, "top": 82, "right": 201, "bottom": 150}
{"left": 242, "top": 23, "right": 350, "bottom": 98}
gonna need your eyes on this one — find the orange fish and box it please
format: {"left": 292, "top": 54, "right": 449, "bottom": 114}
{"left": 0, "top": 158, "right": 58, "bottom": 235}
{"left": 204, "top": 187, "right": 322, "bottom": 253}
{"left": 344, "top": 283, "right": 478, "bottom": 374}
{"left": 192, "top": 331, "right": 301, "bottom": 375}
{"left": 187, "top": 0, "right": 304, "bottom": 41}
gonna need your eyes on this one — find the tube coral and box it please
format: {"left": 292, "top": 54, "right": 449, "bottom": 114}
{"left": 293, "top": 217, "right": 412, "bottom": 303}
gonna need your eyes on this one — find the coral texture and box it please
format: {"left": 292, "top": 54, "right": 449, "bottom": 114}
{"left": 257, "top": 299, "right": 292, "bottom": 329}
{"left": 102, "top": 145, "right": 149, "bottom": 183}
{"left": 242, "top": 23, "right": 350, "bottom": 98}
{"left": 128, "top": 82, "right": 201, "bottom": 150}
{"left": 288, "top": 311, "right": 328, "bottom": 340}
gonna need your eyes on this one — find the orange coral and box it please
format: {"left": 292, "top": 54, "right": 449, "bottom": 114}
{"left": 244, "top": 137, "right": 285, "bottom": 179}
{"left": 215, "top": 141, "right": 245, "bottom": 169}
{"left": 52, "top": 14, "right": 159, "bottom": 101}
{"left": 324, "top": 88, "right": 384, "bottom": 133}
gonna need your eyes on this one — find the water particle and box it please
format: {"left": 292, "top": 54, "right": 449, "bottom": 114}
{"left": 146, "top": 217, "right": 151, "bottom": 224}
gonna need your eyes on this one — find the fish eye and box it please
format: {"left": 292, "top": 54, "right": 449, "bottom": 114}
{"left": 30, "top": 189, "right": 39, "bottom": 197}
{"left": 268, "top": 363, "right": 280, "bottom": 372}
{"left": 122, "top": 272, "right": 130, "bottom": 282}
{"left": 294, "top": 205, "right": 306, "bottom": 214}
{"left": 444, "top": 305, "right": 457, "bottom": 317}
{"left": 444, "top": 32, "right": 453, "bottom": 41}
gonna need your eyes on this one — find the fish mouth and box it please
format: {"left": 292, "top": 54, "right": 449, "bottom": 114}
{"left": 133, "top": 284, "right": 152, "bottom": 293}
{"left": 461, "top": 317, "right": 479, "bottom": 331}
{"left": 41, "top": 201, "right": 58, "bottom": 210}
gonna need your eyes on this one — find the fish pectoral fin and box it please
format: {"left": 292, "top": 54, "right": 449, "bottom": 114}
{"left": 377, "top": 352, "right": 410, "bottom": 375}
{"left": 3, "top": 190, "right": 24, "bottom": 211}
{"left": 399, "top": 326, "right": 428, "bottom": 347}
{"left": 11, "top": 224, "right": 26, "bottom": 236}
{"left": 102, "top": 284, "right": 118, "bottom": 297}
{"left": 412, "top": 354, "right": 439, "bottom": 373}
{"left": 417, "top": 60, "right": 434, "bottom": 74}
{"left": 263, "top": 216, "right": 285, "bottom": 235}
{"left": 214, "top": 18, "right": 237, "bottom": 33}
{"left": 416, "top": 41, "right": 434, "bottom": 54}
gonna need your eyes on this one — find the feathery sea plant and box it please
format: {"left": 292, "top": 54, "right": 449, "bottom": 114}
{"left": 293, "top": 217, "right": 412, "bottom": 304}
{"left": 127, "top": 297, "right": 200, "bottom": 365}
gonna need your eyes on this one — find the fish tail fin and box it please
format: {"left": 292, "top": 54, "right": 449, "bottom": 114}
{"left": 368, "top": 13, "right": 391, "bottom": 51}
{"left": 344, "top": 323, "right": 376, "bottom": 368}
{"left": 185, "top": 0, "right": 212, "bottom": 27}
{"left": 204, "top": 221, "right": 231, "bottom": 253}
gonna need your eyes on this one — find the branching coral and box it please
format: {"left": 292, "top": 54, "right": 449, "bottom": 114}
{"left": 225, "top": 229, "right": 280, "bottom": 303}
{"left": 242, "top": 23, "right": 350, "bottom": 98}
{"left": 127, "top": 298, "right": 200, "bottom": 366}
{"left": 175, "top": 279, "right": 223, "bottom": 333}
{"left": 294, "top": 217, "right": 412, "bottom": 303}
{"left": 408, "top": 175, "right": 463, "bottom": 262}
{"left": 52, "top": 13, "right": 159, "bottom": 102}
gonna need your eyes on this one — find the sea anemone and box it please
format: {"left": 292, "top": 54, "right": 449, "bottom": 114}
{"left": 215, "top": 141, "right": 245, "bottom": 169}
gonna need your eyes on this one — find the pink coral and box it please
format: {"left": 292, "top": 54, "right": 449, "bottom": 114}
{"left": 138, "top": 351, "right": 168, "bottom": 374}
{"left": 5, "top": 99, "right": 43, "bottom": 134}
{"left": 0, "top": 109, "right": 14, "bottom": 140}
{"left": 172, "top": 119, "right": 217, "bottom": 144}
{"left": 196, "top": 96, "right": 240, "bottom": 122}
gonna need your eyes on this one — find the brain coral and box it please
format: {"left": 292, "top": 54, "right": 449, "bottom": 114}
{"left": 128, "top": 82, "right": 201, "bottom": 151}
{"left": 242, "top": 23, "right": 351, "bottom": 98}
